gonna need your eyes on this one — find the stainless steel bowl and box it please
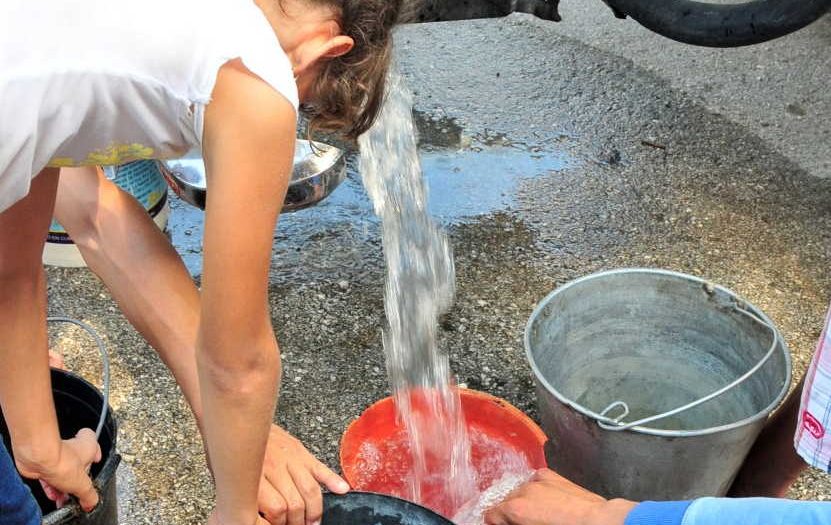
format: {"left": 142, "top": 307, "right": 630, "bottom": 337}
{"left": 158, "top": 139, "right": 347, "bottom": 212}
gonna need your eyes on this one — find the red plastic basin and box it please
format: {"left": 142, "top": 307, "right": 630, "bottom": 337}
{"left": 339, "top": 388, "right": 547, "bottom": 517}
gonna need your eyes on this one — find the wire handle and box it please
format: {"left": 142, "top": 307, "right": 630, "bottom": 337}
{"left": 47, "top": 317, "right": 111, "bottom": 440}
{"left": 596, "top": 303, "right": 779, "bottom": 432}
{"left": 42, "top": 317, "right": 113, "bottom": 523}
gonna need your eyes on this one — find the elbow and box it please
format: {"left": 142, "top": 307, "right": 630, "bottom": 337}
{"left": 196, "top": 336, "right": 282, "bottom": 395}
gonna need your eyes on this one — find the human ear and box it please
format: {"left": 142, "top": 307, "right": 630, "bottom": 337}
{"left": 295, "top": 36, "right": 354, "bottom": 77}
{"left": 322, "top": 35, "right": 354, "bottom": 58}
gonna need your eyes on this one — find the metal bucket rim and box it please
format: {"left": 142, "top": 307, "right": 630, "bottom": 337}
{"left": 523, "top": 267, "right": 792, "bottom": 437}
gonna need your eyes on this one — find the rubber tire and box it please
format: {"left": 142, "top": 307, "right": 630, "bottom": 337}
{"left": 607, "top": 0, "right": 831, "bottom": 47}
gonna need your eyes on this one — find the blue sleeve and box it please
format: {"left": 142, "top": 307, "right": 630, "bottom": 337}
{"left": 0, "top": 440, "right": 41, "bottom": 525}
{"left": 682, "top": 497, "right": 831, "bottom": 525}
{"left": 625, "top": 501, "right": 693, "bottom": 525}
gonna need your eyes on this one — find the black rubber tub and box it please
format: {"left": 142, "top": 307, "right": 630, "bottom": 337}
{"left": 0, "top": 368, "right": 119, "bottom": 525}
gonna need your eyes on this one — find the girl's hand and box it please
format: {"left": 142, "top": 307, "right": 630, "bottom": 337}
{"left": 48, "top": 349, "right": 66, "bottom": 370}
{"left": 258, "top": 425, "right": 350, "bottom": 525}
{"left": 17, "top": 428, "right": 102, "bottom": 512}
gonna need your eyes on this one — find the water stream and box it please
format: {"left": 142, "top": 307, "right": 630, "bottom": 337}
{"left": 358, "top": 71, "right": 479, "bottom": 516}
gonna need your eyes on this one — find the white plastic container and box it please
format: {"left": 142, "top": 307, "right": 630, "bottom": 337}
{"left": 43, "top": 161, "right": 171, "bottom": 267}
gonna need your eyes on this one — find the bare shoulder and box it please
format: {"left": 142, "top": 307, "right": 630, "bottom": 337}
{"left": 204, "top": 59, "right": 297, "bottom": 150}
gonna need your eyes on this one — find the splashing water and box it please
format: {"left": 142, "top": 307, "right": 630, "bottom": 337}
{"left": 452, "top": 471, "right": 534, "bottom": 525}
{"left": 359, "top": 70, "right": 479, "bottom": 516}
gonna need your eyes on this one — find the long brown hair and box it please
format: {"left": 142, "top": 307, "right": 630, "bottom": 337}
{"left": 302, "top": 0, "right": 411, "bottom": 140}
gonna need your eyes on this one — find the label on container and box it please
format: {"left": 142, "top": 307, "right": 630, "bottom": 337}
{"left": 47, "top": 161, "right": 169, "bottom": 244}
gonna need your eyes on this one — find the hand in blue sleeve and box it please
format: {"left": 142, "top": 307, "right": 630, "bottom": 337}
{"left": 486, "top": 468, "right": 831, "bottom": 525}
{"left": 682, "top": 497, "right": 831, "bottom": 525}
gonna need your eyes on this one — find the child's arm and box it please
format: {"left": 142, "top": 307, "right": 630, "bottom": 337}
{"left": 198, "top": 59, "right": 295, "bottom": 525}
{"left": 0, "top": 169, "right": 101, "bottom": 512}
{"left": 55, "top": 166, "right": 349, "bottom": 524}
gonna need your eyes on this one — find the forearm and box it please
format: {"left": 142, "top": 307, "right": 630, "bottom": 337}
{"left": 197, "top": 330, "right": 281, "bottom": 524}
{"left": 0, "top": 270, "right": 62, "bottom": 474}
{"left": 197, "top": 60, "right": 295, "bottom": 523}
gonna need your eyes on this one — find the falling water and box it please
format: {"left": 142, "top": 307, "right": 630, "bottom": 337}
{"left": 359, "top": 70, "right": 478, "bottom": 515}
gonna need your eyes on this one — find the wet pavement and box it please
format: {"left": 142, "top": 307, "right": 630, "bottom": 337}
{"left": 46, "top": 8, "right": 831, "bottom": 524}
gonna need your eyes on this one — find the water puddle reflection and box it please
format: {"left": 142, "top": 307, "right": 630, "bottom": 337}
{"left": 167, "top": 113, "right": 571, "bottom": 278}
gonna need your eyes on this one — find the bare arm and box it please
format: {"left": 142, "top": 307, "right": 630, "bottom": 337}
{"left": 0, "top": 169, "right": 100, "bottom": 511}
{"left": 199, "top": 59, "right": 295, "bottom": 525}
{"left": 56, "top": 166, "right": 348, "bottom": 525}
{"left": 0, "top": 170, "right": 61, "bottom": 475}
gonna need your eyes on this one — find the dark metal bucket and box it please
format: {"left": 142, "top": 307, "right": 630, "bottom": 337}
{"left": 0, "top": 319, "right": 119, "bottom": 525}
{"left": 525, "top": 269, "right": 791, "bottom": 500}
{"left": 323, "top": 492, "right": 454, "bottom": 525}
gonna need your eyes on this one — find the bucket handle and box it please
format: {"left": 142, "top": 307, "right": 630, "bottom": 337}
{"left": 42, "top": 317, "right": 112, "bottom": 525}
{"left": 596, "top": 303, "right": 780, "bottom": 432}
{"left": 47, "top": 317, "right": 111, "bottom": 439}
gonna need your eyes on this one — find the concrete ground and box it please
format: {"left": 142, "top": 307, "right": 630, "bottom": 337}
{"left": 46, "top": 5, "right": 831, "bottom": 523}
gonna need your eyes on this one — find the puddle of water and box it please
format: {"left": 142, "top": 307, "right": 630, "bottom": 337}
{"left": 413, "top": 109, "right": 466, "bottom": 149}
{"left": 422, "top": 146, "right": 567, "bottom": 223}
{"left": 166, "top": 197, "right": 205, "bottom": 277}
{"left": 167, "top": 116, "right": 570, "bottom": 277}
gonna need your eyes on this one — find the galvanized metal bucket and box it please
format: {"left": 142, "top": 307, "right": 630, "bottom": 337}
{"left": 525, "top": 269, "right": 791, "bottom": 500}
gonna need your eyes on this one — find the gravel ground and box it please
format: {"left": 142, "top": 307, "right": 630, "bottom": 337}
{"left": 45, "top": 7, "right": 831, "bottom": 523}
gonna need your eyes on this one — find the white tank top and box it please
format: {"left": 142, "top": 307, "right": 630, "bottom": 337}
{"left": 0, "top": 0, "right": 299, "bottom": 212}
